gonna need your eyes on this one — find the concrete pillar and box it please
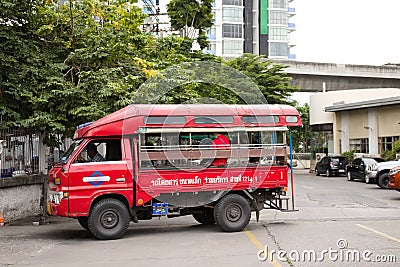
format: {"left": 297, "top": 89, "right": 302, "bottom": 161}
{"left": 368, "top": 108, "right": 379, "bottom": 155}
{"left": 38, "top": 133, "right": 47, "bottom": 175}
{"left": 252, "top": 0, "right": 259, "bottom": 55}
{"left": 340, "top": 111, "right": 350, "bottom": 153}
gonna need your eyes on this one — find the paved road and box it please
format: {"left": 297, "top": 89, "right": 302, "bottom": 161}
{"left": 1, "top": 170, "right": 399, "bottom": 266}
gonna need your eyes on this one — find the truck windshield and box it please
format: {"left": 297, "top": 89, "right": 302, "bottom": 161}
{"left": 60, "top": 140, "right": 82, "bottom": 164}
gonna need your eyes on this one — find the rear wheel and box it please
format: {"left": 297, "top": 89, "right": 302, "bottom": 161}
{"left": 214, "top": 194, "right": 250, "bottom": 232}
{"left": 347, "top": 172, "right": 354, "bottom": 181}
{"left": 315, "top": 168, "right": 320, "bottom": 176}
{"left": 88, "top": 198, "right": 130, "bottom": 240}
{"left": 377, "top": 173, "right": 390, "bottom": 189}
{"left": 192, "top": 208, "right": 215, "bottom": 225}
{"left": 326, "top": 169, "right": 332, "bottom": 177}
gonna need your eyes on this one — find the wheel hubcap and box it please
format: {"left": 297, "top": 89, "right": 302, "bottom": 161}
{"left": 226, "top": 204, "right": 242, "bottom": 222}
{"left": 100, "top": 210, "right": 119, "bottom": 229}
{"left": 383, "top": 178, "right": 389, "bottom": 187}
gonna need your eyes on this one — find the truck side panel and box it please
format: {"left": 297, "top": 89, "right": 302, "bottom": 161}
{"left": 135, "top": 166, "right": 288, "bottom": 206}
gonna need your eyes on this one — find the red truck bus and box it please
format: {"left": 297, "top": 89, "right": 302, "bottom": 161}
{"left": 47, "top": 104, "right": 302, "bottom": 239}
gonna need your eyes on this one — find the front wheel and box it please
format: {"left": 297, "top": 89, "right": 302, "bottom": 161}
{"left": 377, "top": 173, "right": 390, "bottom": 189}
{"left": 214, "top": 194, "right": 251, "bottom": 232}
{"left": 88, "top": 198, "right": 130, "bottom": 240}
{"left": 347, "top": 172, "right": 354, "bottom": 181}
{"left": 315, "top": 168, "right": 320, "bottom": 176}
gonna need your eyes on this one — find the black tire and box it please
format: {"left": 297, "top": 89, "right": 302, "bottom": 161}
{"left": 192, "top": 209, "right": 215, "bottom": 225}
{"left": 326, "top": 169, "right": 331, "bottom": 177}
{"left": 77, "top": 216, "right": 89, "bottom": 230}
{"left": 88, "top": 198, "right": 130, "bottom": 240}
{"left": 377, "top": 173, "right": 390, "bottom": 189}
{"left": 365, "top": 176, "right": 373, "bottom": 184}
{"left": 315, "top": 168, "right": 320, "bottom": 176}
{"left": 347, "top": 172, "right": 354, "bottom": 181}
{"left": 214, "top": 194, "right": 251, "bottom": 232}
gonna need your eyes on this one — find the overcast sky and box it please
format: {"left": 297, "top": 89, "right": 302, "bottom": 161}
{"left": 290, "top": 0, "right": 400, "bottom": 66}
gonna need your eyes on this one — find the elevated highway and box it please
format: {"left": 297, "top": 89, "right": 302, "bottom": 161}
{"left": 273, "top": 60, "right": 400, "bottom": 92}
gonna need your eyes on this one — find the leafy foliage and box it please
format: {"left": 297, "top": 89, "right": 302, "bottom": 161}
{"left": 341, "top": 151, "right": 355, "bottom": 162}
{"left": 381, "top": 140, "right": 400, "bottom": 160}
{"left": 1, "top": 0, "right": 300, "bottom": 147}
{"left": 167, "top": 0, "right": 213, "bottom": 49}
{"left": 225, "top": 54, "right": 299, "bottom": 104}
{"left": 291, "top": 103, "right": 311, "bottom": 152}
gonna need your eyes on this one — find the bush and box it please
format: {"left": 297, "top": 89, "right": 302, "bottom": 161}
{"left": 341, "top": 151, "right": 354, "bottom": 162}
{"left": 382, "top": 150, "right": 396, "bottom": 161}
{"left": 381, "top": 140, "right": 400, "bottom": 161}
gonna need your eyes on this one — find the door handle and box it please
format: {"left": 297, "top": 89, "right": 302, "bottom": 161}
{"left": 116, "top": 177, "right": 126, "bottom": 183}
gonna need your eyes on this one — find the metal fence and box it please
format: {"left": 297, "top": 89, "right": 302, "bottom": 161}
{"left": 0, "top": 126, "right": 40, "bottom": 177}
{"left": 0, "top": 115, "right": 73, "bottom": 177}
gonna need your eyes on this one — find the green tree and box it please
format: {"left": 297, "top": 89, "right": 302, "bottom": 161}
{"left": 0, "top": 0, "right": 69, "bottom": 140}
{"left": 382, "top": 140, "right": 400, "bottom": 160}
{"left": 291, "top": 103, "right": 311, "bottom": 152}
{"left": 167, "top": 0, "right": 213, "bottom": 49}
{"left": 36, "top": 0, "right": 152, "bottom": 137}
{"left": 225, "top": 54, "right": 299, "bottom": 104}
{"left": 0, "top": 0, "right": 155, "bottom": 142}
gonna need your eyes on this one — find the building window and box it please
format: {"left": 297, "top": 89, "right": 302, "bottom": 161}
{"left": 269, "top": 42, "right": 288, "bottom": 57}
{"left": 350, "top": 138, "right": 369, "bottom": 153}
{"left": 270, "top": 10, "right": 288, "bottom": 25}
{"left": 143, "top": 6, "right": 153, "bottom": 14}
{"left": 223, "top": 40, "right": 243, "bottom": 55}
{"left": 379, "top": 136, "right": 400, "bottom": 153}
{"left": 207, "top": 43, "right": 216, "bottom": 51}
{"left": 223, "top": 7, "right": 243, "bottom": 22}
{"left": 207, "top": 27, "right": 216, "bottom": 40}
{"left": 269, "top": 26, "right": 288, "bottom": 41}
{"left": 270, "top": 0, "right": 287, "bottom": 9}
{"left": 222, "top": 24, "right": 243, "bottom": 38}
{"left": 222, "top": 0, "right": 243, "bottom": 6}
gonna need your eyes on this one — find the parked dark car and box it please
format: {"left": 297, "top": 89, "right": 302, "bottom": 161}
{"left": 315, "top": 156, "right": 348, "bottom": 177}
{"left": 346, "top": 157, "right": 386, "bottom": 183}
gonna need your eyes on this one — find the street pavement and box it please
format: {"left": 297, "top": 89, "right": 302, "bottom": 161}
{"left": 0, "top": 169, "right": 399, "bottom": 266}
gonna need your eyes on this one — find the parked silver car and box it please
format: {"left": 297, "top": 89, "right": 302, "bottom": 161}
{"left": 366, "top": 159, "right": 400, "bottom": 188}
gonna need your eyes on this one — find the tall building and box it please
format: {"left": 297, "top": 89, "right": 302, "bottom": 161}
{"left": 139, "top": 0, "right": 296, "bottom": 59}
{"left": 206, "top": 0, "right": 296, "bottom": 58}
{"left": 138, "top": 0, "right": 171, "bottom": 36}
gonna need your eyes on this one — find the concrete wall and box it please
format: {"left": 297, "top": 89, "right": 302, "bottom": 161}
{"left": 310, "top": 88, "right": 400, "bottom": 126}
{"left": 329, "top": 104, "right": 400, "bottom": 155}
{"left": 377, "top": 106, "right": 400, "bottom": 137}
{"left": 0, "top": 175, "right": 46, "bottom": 223}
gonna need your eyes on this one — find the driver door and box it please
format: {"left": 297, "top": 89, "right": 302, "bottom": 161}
{"left": 67, "top": 139, "right": 130, "bottom": 217}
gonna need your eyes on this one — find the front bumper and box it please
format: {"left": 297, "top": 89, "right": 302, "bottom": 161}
{"left": 47, "top": 190, "right": 68, "bottom": 217}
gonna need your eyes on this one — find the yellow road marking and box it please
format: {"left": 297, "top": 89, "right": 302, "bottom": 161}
{"left": 244, "top": 229, "right": 282, "bottom": 267}
{"left": 356, "top": 224, "right": 400, "bottom": 243}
